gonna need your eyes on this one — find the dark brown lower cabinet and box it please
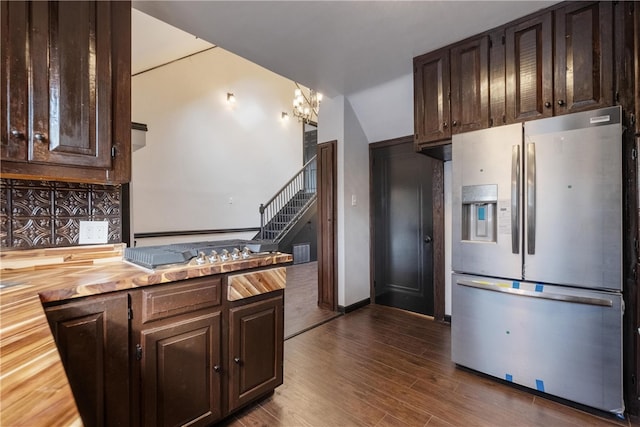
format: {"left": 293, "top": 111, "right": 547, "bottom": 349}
{"left": 45, "top": 293, "right": 129, "bottom": 427}
{"left": 140, "top": 312, "right": 222, "bottom": 427}
{"left": 228, "top": 293, "right": 284, "bottom": 413}
{"left": 46, "top": 272, "right": 285, "bottom": 427}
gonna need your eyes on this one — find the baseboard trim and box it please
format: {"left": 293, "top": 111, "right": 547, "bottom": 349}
{"left": 338, "top": 298, "right": 370, "bottom": 314}
{"left": 444, "top": 314, "right": 451, "bottom": 323}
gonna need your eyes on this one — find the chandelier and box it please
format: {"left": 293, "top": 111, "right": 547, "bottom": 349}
{"left": 292, "top": 83, "right": 323, "bottom": 123}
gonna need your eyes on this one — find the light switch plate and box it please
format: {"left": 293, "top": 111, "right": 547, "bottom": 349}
{"left": 79, "top": 220, "right": 109, "bottom": 244}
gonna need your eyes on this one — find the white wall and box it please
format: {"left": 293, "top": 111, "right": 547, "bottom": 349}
{"left": 131, "top": 47, "right": 303, "bottom": 235}
{"left": 347, "top": 73, "right": 414, "bottom": 143}
{"left": 342, "top": 99, "right": 372, "bottom": 306}
{"left": 316, "top": 95, "right": 372, "bottom": 308}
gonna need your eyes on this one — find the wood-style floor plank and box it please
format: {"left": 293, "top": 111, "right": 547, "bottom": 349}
{"left": 284, "top": 261, "right": 341, "bottom": 339}
{"left": 226, "top": 305, "right": 637, "bottom": 427}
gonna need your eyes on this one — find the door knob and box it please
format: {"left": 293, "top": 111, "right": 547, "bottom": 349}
{"left": 544, "top": 101, "right": 551, "bottom": 108}
{"left": 234, "top": 357, "right": 241, "bottom": 364}
{"left": 213, "top": 365, "right": 221, "bottom": 373}
{"left": 424, "top": 236, "right": 432, "bottom": 243}
{"left": 557, "top": 100, "right": 565, "bottom": 106}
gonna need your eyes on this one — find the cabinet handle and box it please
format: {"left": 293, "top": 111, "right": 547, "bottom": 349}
{"left": 443, "top": 122, "right": 448, "bottom": 129}
{"left": 10, "top": 129, "right": 24, "bottom": 139}
{"left": 234, "top": 357, "right": 241, "bottom": 364}
{"left": 557, "top": 100, "right": 565, "bottom": 106}
{"left": 544, "top": 101, "right": 551, "bottom": 108}
{"left": 33, "top": 132, "right": 46, "bottom": 142}
{"left": 452, "top": 120, "right": 458, "bottom": 127}
{"left": 213, "top": 365, "right": 221, "bottom": 372}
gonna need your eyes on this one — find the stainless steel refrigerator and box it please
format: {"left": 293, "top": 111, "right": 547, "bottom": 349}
{"left": 451, "top": 106, "right": 624, "bottom": 417}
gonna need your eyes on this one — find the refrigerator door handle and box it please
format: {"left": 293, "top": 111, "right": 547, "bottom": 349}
{"left": 526, "top": 143, "right": 536, "bottom": 255}
{"left": 511, "top": 145, "right": 520, "bottom": 254}
{"left": 456, "top": 279, "right": 613, "bottom": 307}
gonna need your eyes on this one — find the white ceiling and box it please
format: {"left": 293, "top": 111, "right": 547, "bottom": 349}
{"left": 131, "top": 9, "right": 214, "bottom": 75}
{"left": 132, "top": 1, "right": 558, "bottom": 97}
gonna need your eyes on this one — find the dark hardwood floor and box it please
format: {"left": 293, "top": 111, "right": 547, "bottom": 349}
{"left": 284, "top": 261, "right": 341, "bottom": 339}
{"left": 223, "top": 304, "right": 638, "bottom": 427}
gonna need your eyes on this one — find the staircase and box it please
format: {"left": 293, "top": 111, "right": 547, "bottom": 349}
{"left": 258, "top": 155, "right": 317, "bottom": 243}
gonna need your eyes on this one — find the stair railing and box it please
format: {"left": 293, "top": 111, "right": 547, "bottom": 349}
{"left": 259, "top": 155, "right": 317, "bottom": 241}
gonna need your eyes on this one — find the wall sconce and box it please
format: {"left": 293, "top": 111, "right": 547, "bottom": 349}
{"left": 281, "top": 112, "right": 289, "bottom": 121}
{"left": 226, "top": 92, "right": 236, "bottom": 104}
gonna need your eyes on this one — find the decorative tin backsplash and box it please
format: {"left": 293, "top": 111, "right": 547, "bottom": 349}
{"left": 0, "top": 179, "right": 122, "bottom": 249}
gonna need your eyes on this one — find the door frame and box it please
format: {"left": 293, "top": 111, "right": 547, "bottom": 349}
{"left": 317, "top": 140, "right": 338, "bottom": 311}
{"left": 369, "top": 135, "right": 445, "bottom": 321}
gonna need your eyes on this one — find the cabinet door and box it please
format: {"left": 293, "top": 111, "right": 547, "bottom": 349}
{"left": 141, "top": 312, "right": 222, "bottom": 427}
{"left": 1, "top": 0, "right": 29, "bottom": 162}
{"left": 30, "top": 1, "right": 112, "bottom": 169}
{"left": 554, "top": 1, "right": 613, "bottom": 114}
{"left": 505, "top": 12, "right": 553, "bottom": 122}
{"left": 450, "top": 36, "right": 489, "bottom": 134}
{"left": 489, "top": 29, "right": 507, "bottom": 127}
{"left": 228, "top": 294, "right": 284, "bottom": 412}
{"left": 45, "top": 293, "right": 129, "bottom": 427}
{"left": 413, "top": 48, "right": 450, "bottom": 145}
{"left": 1, "top": 1, "right": 131, "bottom": 184}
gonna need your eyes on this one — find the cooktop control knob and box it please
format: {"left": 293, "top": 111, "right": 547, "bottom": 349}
{"left": 242, "top": 247, "right": 252, "bottom": 259}
{"left": 196, "top": 251, "right": 207, "bottom": 265}
{"left": 220, "top": 249, "right": 230, "bottom": 261}
{"left": 231, "top": 248, "right": 241, "bottom": 260}
{"left": 208, "top": 250, "right": 219, "bottom": 263}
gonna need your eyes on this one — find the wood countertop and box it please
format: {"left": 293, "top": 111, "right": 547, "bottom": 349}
{"left": 0, "top": 244, "right": 292, "bottom": 426}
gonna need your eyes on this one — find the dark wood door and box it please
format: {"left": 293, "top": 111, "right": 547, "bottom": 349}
{"left": 413, "top": 48, "right": 450, "bottom": 145}
{"left": 45, "top": 293, "right": 129, "bottom": 427}
{"left": 317, "top": 141, "right": 337, "bottom": 311}
{"left": 228, "top": 294, "right": 283, "bottom": 412}
{"left": 140, "top": 312, "right": 222, "bottom": 427}
{"left": 450, "top": 36, "right": 489, "bottom": 134}
{"left": 505, "top": 12, "right": 553, "bottom": 123}
{"left": 30, "top": 1, "right": 112, "bottom": 168}
{"left": 1, "top": 0, "right": 29, "bottom": 162}
{"left": 554, "top": 1, "right": 613, "bottom": 115}
{"left": 372, "top": 141, "right": 436, "bottom": 315}
{"left": 489, "top": 28, "right": 507, "bottom": 127}
{"left": 1, "top": 0, "right": 131, "bottom": 184}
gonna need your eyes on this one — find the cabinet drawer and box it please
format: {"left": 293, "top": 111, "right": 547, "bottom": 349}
{"left": 141, "top": 277, "right": 221, "bottom": 324}
{"left": 227, "top": 267, "right": 286, "bottom": 301}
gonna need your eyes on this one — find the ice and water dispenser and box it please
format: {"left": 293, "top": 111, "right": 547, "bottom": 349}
{"left": 461, "top": 184, "right": 498, "bottom": 243}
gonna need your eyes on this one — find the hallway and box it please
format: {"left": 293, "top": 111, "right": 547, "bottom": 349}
{"left": 284, "top": 261, "right": 341, "bottom": 339}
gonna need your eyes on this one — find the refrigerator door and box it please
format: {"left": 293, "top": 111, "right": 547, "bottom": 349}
{"left": 523, "top": 106, "right": 622, "bottom": 291}
{"left": 452, "top": 123, "right": 523, "bottom": 279}
{"left": 451, "top": 273, "right": 624, "bottom": 416}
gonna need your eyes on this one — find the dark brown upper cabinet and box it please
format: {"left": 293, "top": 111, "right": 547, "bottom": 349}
{"left": 414, "top": 48, "right": 451, "bottom": 146}
{"left": 554, "top": 1, "right": 613, "bottom": 115}
{"left": 489, "top": 29, "right": 507, "bottom": 128}
{"left": 505, "top": 12, "right": 554, "bottom": 123}
{"left": 450, "top": 36, "right": 489, "bottom": 134}
{"left": 0, "top": 0, "right": 131, "bottom": 184}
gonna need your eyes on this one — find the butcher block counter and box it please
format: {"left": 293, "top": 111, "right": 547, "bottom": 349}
{"left": 0, "top": 244, "right": 292, "bottom": 426}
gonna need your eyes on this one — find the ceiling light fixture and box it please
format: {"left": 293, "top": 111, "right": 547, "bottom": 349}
{"left": 292, "top": 83, "right": 322, "bottom": 123}
{"left": 227, "top": 92, "right": 236, "bottom": 104}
